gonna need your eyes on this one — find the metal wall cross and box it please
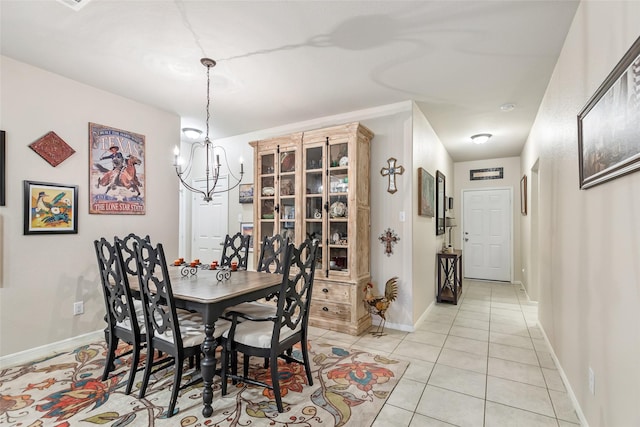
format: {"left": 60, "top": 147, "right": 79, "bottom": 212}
{"left": 378, "top": 228, "right": 400, "bottom": 257}
{"left": 380, "top": 157, "right": 404, "bottom": 194}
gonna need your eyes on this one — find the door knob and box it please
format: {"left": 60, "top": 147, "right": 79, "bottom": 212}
{"left": 464, "top": 238, "right": 469, "bottom": 242}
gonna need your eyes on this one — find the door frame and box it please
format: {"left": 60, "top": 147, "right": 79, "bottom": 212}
{"left": 461, "top": 186, "right": 514, "bottom": 283}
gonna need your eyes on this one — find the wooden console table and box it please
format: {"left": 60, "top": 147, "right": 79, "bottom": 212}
{"left": 437, "top": 250, "right": 462, "bottom": 304}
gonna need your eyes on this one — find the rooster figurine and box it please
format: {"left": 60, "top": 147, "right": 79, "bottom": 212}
{"left": 363, "top": 277, "right": 398, "bottom": 336}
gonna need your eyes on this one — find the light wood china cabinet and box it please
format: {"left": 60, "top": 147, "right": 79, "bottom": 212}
{"left": 250, "top": 122, "right": 373, "bottom": 335}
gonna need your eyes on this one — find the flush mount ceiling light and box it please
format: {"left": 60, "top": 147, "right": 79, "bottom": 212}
{"left": 181, "top": 127, "right": 202, "bottom": 140}
{"left": 470, "top": 133, "right": 492, "bottom": 144}
{"left": 500, "top": 103, "right": 516, "bottom": 112}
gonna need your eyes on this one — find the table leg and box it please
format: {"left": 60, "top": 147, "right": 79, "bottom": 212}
{"left": 201, "top": 323, "right": 217, "bottom": 417}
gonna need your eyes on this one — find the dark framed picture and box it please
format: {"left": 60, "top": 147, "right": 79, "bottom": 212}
{"left": 520, "top": 175, "right": 527, "bottom": 215}
{"left": 239, "top": 183, "right": 254, "bottom": 204}
{"left": 436, "top": 170, "right": 446, "bottom": 235}
{"left": 470, "top": 167, "right": 504, "bottom": 181}
{"left": 0, "top": 130, "right": 5, "bottom": 206}
{"left": 417, "top": 168, "right": 434, "bottom": 217}
{"left": 24, "top": 181, "right": 78, "bottom": 235}
{"left": 578, "top": 36, "right": 640, "bottom": 189}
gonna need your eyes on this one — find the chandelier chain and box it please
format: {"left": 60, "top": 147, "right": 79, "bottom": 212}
{"left": 205, "top": 63, "right": 211, "bottom": 140}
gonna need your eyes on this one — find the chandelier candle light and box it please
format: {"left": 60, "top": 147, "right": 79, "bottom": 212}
{"left": 173, "top": 58, "right": 243, "bottom": 202}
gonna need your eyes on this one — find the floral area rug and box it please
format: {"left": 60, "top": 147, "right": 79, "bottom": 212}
{"left": 0, "top": 339, "right": 407, "bottom": 426}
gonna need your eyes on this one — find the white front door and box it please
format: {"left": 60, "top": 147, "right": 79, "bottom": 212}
{"left": 191, "top": 177, "right": 228, "bottom": 263}
{"left": 463, "top": 188, "right": 511, "bottom": 281}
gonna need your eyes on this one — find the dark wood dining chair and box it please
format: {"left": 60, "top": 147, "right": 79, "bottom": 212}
{"left": 94, "top": 237, "right": 145, "bottom": 395}
{"left": 226, "top": 234, "right": 290, "bottom": 317}
{"left": 221, "top": 239, "right": 319, "bottom": 413}
{"left": 134, "top": 239, "right": 230, "bottom": 417}
{"left": 220, "top": 232, "right": 250, "bottom": 270}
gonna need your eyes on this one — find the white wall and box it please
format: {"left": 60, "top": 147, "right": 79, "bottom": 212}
{"left": 520, "top": 2, "right": 640, "bottom": 425}
{"left": 0, "top": 57, "right": 180, "bottom": 356}
{"left": 182, "top": 101, "right": 452, "bottom": 331}
{"left": 412, "top": 105, "right": 454, "bottom": 324}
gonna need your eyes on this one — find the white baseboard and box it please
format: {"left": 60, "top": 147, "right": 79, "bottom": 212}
{"left": 372, "top": 300, "right": 436, "bottom": 333}
{"left": 0, "top": 330, "right": 103, "bottom": 369}
{"left": 537, "top": 323, "right": 589, "bottom": 427}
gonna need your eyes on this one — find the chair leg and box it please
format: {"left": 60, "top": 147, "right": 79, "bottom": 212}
{"left": 243, "top": 354, "right": 250, "bottom": 378}
{"left": 125, "top": 341, "right": 140, "bottom": 395}
{"left": 167, "top": 357, "right": 183, "bottom": 418}
{"left": 102, "top": 333, "right": 118, "bottom": 381}
{"left": 270, "top": 353, "right": 283, "bottom": 413}
{"left": 300, "top": 338, "right": 313, "bottom": 386}
{"left": 138, "top": 344, "right": 154, "bottom": 399}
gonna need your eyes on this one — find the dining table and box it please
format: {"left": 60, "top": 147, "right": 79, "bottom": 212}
{"left": 133, "top": 268, "right": 283, "bottom": 417}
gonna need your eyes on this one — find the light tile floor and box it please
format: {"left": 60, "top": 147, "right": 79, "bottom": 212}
{"left": 308, "top": 280, "right": 582, "bottom": 427}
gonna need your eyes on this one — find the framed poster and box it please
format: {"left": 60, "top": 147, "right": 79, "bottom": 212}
{"left": 23, "top": 181, "right": 78, "bottom": 235}
{"left": 89, "top": 123, "right": 145, "bottom": 214}
{"left": 578, "top": 36, "right": 640, "bottom": 189}
{"left": 417, "top": 168, "right": 434, "bottom": 217}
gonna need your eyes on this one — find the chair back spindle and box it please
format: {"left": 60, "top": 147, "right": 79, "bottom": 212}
{"left": 116, "top": 233, "right": 151, "bottom": 276}
{"left": 220, "top": 232, "right": 250, "bottom": 269}
{"left": 256, "top": 234, "right": 289, "bottom": 274}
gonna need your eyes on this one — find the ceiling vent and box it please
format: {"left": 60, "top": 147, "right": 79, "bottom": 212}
{"left": 56, "top": 0, "right": 93, "bottom": 11}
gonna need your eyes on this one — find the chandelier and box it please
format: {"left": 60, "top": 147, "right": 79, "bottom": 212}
{"left": 173, "top": 58, "right": 243, "bottom": 202}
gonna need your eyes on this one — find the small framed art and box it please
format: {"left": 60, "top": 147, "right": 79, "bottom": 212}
{"left": 239, "top": 183, "right": 254, "bottom": 203}
{"left": 241, "top": 222, "right": 254, "bottom": 251}
{"left": 24, "top": 180, "right": 78, "bottom": 235}
{"left": 520, "top": 175, "right": 527, "bottom": 215}
{"left": 417, "top": 168, "right": 434, "bottom": 217}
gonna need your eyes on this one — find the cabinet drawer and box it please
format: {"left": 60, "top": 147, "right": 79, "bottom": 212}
{"left": 310, "top": 300, "right": 351, "bottom": 322}
{"left": 312, "top": 281, "right": 351, "bottom": 303}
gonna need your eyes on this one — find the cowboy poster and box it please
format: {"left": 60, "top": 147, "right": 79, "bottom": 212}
{"left": 89, "top": 123, "right": 145, "bottom": 214}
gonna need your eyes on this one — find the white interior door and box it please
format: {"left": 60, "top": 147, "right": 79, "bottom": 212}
{"left": 191, "top": 176, "right": 228, "bottom": 263}
{"left": 463, "top": 188, "right": 511, "bottom": 281}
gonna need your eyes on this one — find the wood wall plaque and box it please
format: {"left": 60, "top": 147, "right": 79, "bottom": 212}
{"left": 29, "top": 131, "right": 76, "bottom": 167}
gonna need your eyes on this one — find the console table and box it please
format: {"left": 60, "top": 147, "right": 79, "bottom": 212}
{"left": 437, "top": 250, "right": 462, "bottom": 304}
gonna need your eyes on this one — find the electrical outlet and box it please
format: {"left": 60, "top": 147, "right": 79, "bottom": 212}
{"left": 588, "top": 366, "right": 595, "bottom": 395}
{"left": 73, "top": 301, "right": 84, "bottom": 316}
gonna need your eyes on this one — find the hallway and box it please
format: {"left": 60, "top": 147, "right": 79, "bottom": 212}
{"left": 310, "top": 280, "right": 582, "bottom": 426}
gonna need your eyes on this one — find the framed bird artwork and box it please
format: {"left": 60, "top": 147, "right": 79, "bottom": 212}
{"left": 23, "top": 180, "right": 78, "bottom": 235}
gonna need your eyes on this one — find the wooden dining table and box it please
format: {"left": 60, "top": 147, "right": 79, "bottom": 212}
{"left": 133, "top": 268, "right": 283, "bottom": 417}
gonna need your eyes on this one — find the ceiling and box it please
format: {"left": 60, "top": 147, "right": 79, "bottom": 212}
{"left": 1, "top": 0, "right": 579, "bottom": 162}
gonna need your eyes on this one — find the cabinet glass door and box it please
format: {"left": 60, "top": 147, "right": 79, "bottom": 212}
{"left": 258, "top": 153, "right": 275, "bottom": 243}
{"left": 279, "top": 149, "right": 296, "bottom": 243}
{"left": 304, "top": 146, "right": 324, "bottom": 269}
{"left": 328, "top": 142, "right": 349, "bottom": 273}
